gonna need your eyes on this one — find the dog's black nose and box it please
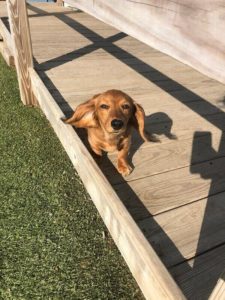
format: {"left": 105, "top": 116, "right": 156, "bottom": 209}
{"left": 111, "top": 119, "right": 124, "bottom": 130}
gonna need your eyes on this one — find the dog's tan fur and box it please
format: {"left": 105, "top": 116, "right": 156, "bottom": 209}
{"left": 63, "top": 89, "right": 158, "bottom": 176}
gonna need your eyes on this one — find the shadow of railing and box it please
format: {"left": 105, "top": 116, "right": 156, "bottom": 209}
{"left": 29, "top": 4, "right": 225, "bottom": 299}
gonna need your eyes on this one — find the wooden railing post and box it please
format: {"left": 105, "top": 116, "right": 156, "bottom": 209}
{"left": 6, "top": 0, "right": 36, "bottom": 105}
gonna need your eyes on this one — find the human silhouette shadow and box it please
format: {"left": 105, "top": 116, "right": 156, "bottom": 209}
{"left": 186, "top": 132, "right": 225, "bottom": 299}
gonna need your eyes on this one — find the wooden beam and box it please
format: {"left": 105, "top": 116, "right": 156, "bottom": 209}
{"left": 209, "top": 271, "right": 225, "bottom": 300}
{"left": 65, "top": 0, "right": 225, "bottom": 85}
{"left": 29, "top": 67, "right": 186, "bottom": 300}
{"left": 6, "top": 0, "right": 36, "bottom": 105}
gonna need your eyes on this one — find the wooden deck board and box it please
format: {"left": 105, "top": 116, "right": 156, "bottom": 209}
{"left": 139, "top": 191, "right": 225, "bottom": 267}
{"left": 113, "top": 156, "right": 225, "bottom": 216}
{"left": 170, "top": 244, "right": 225, "bottom": 300}
{"left": 1, "top": 2, "right": 225, "bottom": 298}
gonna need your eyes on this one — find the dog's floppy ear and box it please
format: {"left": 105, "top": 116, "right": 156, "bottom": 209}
{"left": 131, "top": 102, "right": 149, "bottom": 141}
{"left": 63, "top": 94, "right": 100, "bottom": 128}
{"left": 131, "top": 102, "right": 160, "bottom": 143}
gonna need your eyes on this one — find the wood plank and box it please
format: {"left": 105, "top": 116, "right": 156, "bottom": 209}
{"left": 50, "top": 81, "right": 225, "bottom": 112}
{"left": 170, "top": 244, "right": 225, "bottom": 300}
{"left": 114, "top": 155, "right": 225, "bottom": 217}
{"left": 43, "top": 71, "right": 219, "bottom": 96}
{"left": 43, "top": 62, "right": 208, "bottom": 84}
{"left": 29, "top": 67, "right": 185, "bottom": 300}
{"left": 138, "top": 192, "right": 225, "bottom": 268}
{"left": 27, "top": 3, "right": 69, "bottom": 15}
{"left": 65, "top": 0, "right": 225, "bottom": 84}
{"left": 44, "top": 72, "right": 215, "bottom": 94}
{"left": 42, "top": 57, "right": 193, "bottom": 78}
{"left": 6, "top": 0, "right": 36, "bottom": 105}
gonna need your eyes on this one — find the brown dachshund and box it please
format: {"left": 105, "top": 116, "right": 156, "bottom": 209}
{"left": 63, "top": 89, "right": 159, "bottom": 176}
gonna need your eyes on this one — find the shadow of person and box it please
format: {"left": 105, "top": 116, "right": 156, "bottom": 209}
{"left": 187, "top": 131, "right": 225, "bottom": 299}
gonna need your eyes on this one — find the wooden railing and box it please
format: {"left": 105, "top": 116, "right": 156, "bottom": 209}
{"left": 6, "top": 0, "right": 36, "bottom": 105}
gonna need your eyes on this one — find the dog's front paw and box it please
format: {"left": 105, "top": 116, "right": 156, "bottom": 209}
{"left": 117, "top": 163, "right": 133, "bottom": 176}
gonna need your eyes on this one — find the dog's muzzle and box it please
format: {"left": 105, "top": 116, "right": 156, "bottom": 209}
{"left": 111, "top": 119, "right": 124, "bottom": 130}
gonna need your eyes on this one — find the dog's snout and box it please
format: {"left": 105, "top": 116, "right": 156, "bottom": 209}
{"left": 111, "top": 119, "right": 124, "bottom": 130}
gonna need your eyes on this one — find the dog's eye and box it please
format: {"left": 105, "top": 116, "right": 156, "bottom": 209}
{"left": 122, "top": 104, "right": 130, "bottom": 110}
{"left": 100, "top": 104, "right": 109, "bottom": 109}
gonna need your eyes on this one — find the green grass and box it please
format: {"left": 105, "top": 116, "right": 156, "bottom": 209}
{"left": 0, "top": 55, "right": 143, "bottom": 300}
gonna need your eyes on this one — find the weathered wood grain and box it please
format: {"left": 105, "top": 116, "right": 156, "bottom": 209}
{"left": 209, "top": 271, "right": 225, "bottom": 300}
{"left": 114, "top": 156, "right": 225, "bottom": 217}
{"left": 138, "top": 191, "right": 225, "bottom": 267}
{"left": 65, "top": 0, "right": 225, "bottom": 84}
{"left": 170, "top": 243, "right": 225, "bottom": 300}
{"left": 52, "top": 81, "right": 225, "bottom": 114}
{"left": 6, "top": 0, "right": 36, "bottom": 105}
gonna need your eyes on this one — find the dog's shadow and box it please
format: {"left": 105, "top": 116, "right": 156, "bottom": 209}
{"left": 129, "top": 111, "right": 177, "bottom": 163}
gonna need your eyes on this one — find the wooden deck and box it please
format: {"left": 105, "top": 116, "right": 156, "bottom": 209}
{"left": 1, "top": 2, "right": 225, "bottom": 299}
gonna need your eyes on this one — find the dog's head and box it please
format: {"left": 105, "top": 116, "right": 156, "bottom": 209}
{"left": 64, "top": 89, "right": 147, "bottom": 139}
